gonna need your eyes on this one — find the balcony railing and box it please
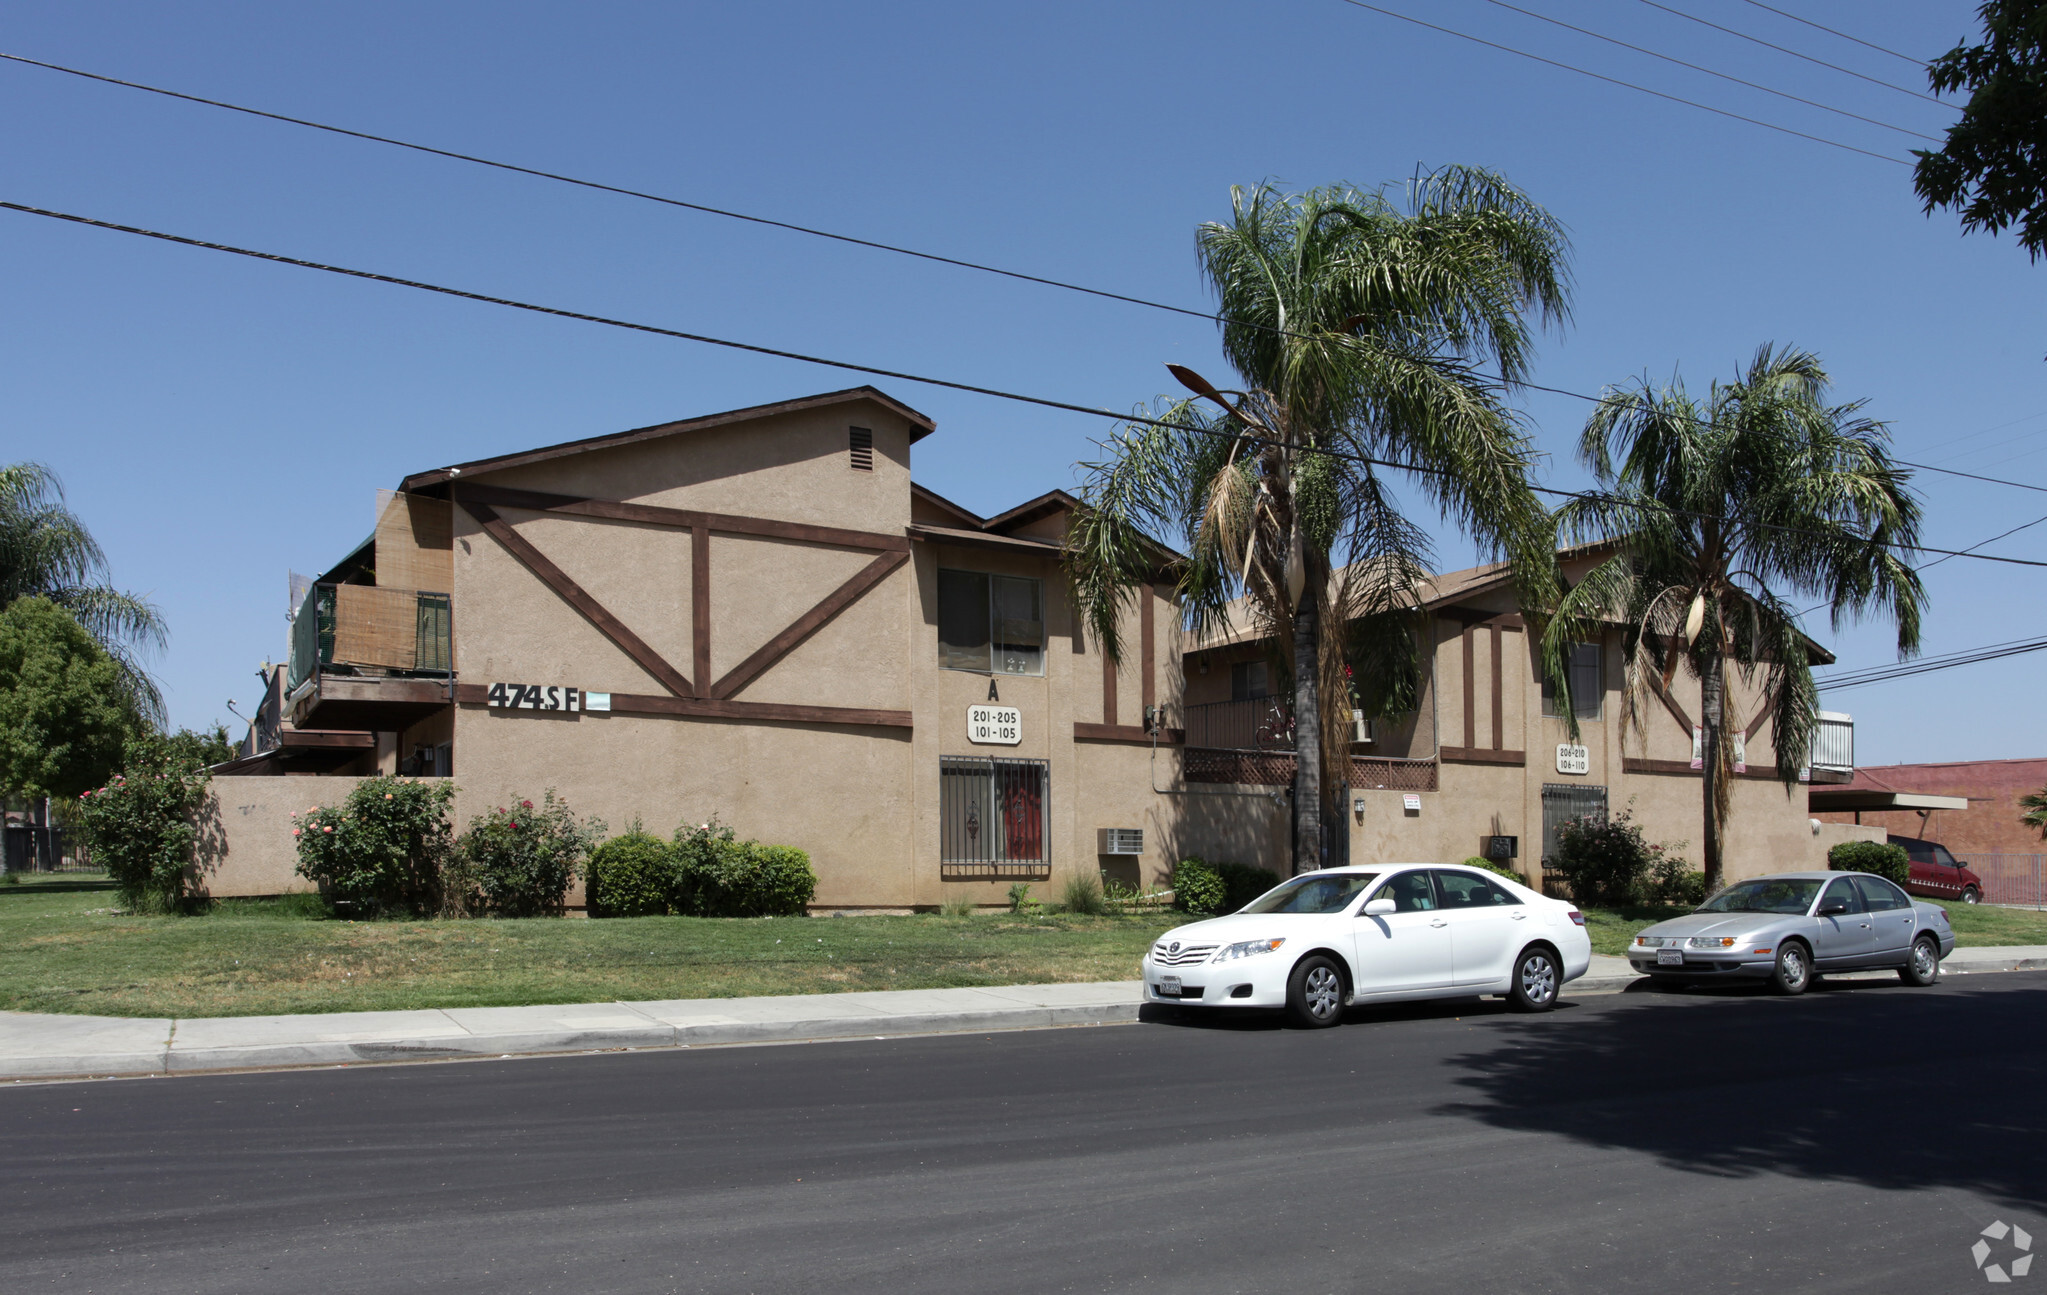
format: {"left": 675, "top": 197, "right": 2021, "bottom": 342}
{"left": 1184, "top": 697, "right": 1297, "bottom": 752}
{"left": 289, "top": 583, "right": 453, "bottom": 692}
{"left": 1810, "top": 711, "right": 1854, "bottom": 782}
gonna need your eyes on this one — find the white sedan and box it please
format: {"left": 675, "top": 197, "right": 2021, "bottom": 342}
{"left": 1143, "top": 864, "right": 1592, "bottom": 1027}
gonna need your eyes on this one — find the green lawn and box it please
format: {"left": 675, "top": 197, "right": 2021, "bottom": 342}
{"left": 0, "top": 876, "right": 1175, "bottom": 1019}
{"left": 1578, "top": 896, "right": 2047, "bottom": 957}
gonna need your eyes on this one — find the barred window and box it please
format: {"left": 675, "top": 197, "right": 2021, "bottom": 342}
{"left": 940, "top": 756, "right": 1050, "bottom": 875}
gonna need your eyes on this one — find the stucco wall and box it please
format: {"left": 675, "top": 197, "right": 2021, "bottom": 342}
{"left": 197, "top": 775, "right": 370, "bottom": 897}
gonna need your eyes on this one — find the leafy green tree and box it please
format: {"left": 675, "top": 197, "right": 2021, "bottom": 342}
{"left": 1913, "top": 1, "right": 2047, "bottom": 259}
{"left": 1068, "top": 172, "right": 1568, "bottom": 872}
{"left": 0, "top": 463, "right": 167, "bottom": 724}
{"left": 162, "top": 724, "right": 237, "bottom": 769}
{"left": 1543, "top": 346, "right": 1923, "bottom": 892}
{"left": 0, "top": 597, "right": 139, "bottom": 801}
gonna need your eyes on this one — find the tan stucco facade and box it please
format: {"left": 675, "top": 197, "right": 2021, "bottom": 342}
{"left": 218, "top": 386, "right": 1835, "bottom": 904}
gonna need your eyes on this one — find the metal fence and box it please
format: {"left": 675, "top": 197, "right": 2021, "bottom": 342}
{"left": 1968, "top": 854, "right": 2047, "bottom": 909}
{"left": 1, "top": 825, "right": 95, "bottom": 873}
{"left": 939, "top": 756, "right": 1052, "bottom": 878}
{"left": 1540, "top": 783, "right": 1609, "bottom": 868}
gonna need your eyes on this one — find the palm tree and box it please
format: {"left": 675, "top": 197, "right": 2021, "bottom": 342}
{"left": 1068, "top": 172, "right": 1570, "bottom": 873}
{"left": 2021, "top": 788, "right": 2047, "bottom": 839}
{"left": 1542, "top": 346, "right": 1922, "bottom": 892}
{"left": 0, "top": 463, "right": 167, "bottom": 724}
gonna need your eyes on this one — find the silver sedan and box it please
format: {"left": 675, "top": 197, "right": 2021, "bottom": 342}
{"left": 1628, "top": 870, "right": 1956, "bottom": 994}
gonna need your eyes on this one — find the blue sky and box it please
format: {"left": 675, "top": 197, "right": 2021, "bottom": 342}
{"left": 1, "top": 0, "right": 2037, "bottom": 766}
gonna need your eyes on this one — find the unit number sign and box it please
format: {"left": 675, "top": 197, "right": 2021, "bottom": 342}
{"left": 488, "top": 682, "right": 584, "bottom": 712}
{"left": 966, "top": 704, "right": 1022, "bottom": 745}
{"left": 1556, "top": 743, "right": 1590, "bottom": 776}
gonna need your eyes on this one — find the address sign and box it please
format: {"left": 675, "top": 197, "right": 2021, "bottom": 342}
{"left": 488, "top": 682, "right": 584, "bottom": 712}
{"left": 966, "top": 704, "right": 1022, "bottom": 745}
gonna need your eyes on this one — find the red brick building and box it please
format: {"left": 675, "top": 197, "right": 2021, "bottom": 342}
{"left": 1813, "top": 758, "right": 2047, "bottom": 857}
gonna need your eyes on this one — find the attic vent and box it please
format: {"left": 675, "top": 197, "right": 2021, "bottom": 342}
{"left": 849, "top": 426, "right": 874, "bottom": 471}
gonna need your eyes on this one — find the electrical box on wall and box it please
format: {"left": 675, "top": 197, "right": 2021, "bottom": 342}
{"left": 1097, "top": 828, "right": 1144, "bottom": 856}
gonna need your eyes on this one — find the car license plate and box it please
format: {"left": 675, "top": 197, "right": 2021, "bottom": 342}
{"left": 1159, "top": 975, "right": 1182, "bottom": 996}
{"left": 1656, "top": 948, "right": 1684, "bottom": 967}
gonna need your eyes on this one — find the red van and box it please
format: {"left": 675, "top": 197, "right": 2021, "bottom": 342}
{"left": 1888, "top": 834, "right": 1984, "bottom": 904}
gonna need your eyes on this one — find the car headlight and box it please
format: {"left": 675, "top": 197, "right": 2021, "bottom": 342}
{"left": 1213, "top": 938, "right": 1286, "bottom": 962}
{"left": 1687, "top": 936, "right": 1738, "bottom": 949}
{"left": 1633, "top": 935, "right": 1663, "bottom": 947}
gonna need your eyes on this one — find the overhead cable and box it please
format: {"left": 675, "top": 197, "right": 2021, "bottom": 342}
{"left": 1330, "top": 0, "right": 1911, "bottom": 164}
{"left": 7, "top": 196, "right": 2045, "bottom": 573}
{"left": 1732, "top": 0, "right": 1931, "bottom": 69}
{"left": 1474, "top": 0, "right": 1939, "bottom": 141}
{"left": 1633, "top": 0, "right": 1951, "bottom": 107}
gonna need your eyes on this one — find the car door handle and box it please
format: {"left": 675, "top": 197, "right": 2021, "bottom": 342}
{"left": 1430, "top": 919, "right": 1448, "bottom": 928}
{"left": 1510, "top": 911, "right": 1528, "bottom": 920}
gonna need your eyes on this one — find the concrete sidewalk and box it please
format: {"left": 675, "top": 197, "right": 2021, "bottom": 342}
{"left": 6, "top": 947, "right": 2043, "bottom": 1081}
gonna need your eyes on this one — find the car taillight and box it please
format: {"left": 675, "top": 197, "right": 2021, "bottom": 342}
{"left": 1566, "top": 909, "right": 1586, "bottom": 926}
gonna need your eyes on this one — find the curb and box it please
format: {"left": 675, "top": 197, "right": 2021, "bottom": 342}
{"left": 2, "top": 1000, "right": 1145, "bottom": 1082}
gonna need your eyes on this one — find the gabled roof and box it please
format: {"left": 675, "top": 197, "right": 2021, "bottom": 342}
{"left": 398, "top": 386, "right": 936, "bottom": 493}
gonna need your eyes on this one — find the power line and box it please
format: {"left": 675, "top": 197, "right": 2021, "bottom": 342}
{"left": 1474, "top": 0, "right": 1940, "bottom": 141}
{"left": 9, "top": 196, "right": 2047, "bottom": 574}
{"left": 1816, "top": 635, "right": 2047, "bottom": 691}
{"left": 1889, "top": 460, "right": 2047, "bottom": 497}
{"left": 0, "top": 50, "right": 1228, "bottom": 330}
{"left": 1915, "top": 509, "right": 2047, "bottom": 573}
{"left": 1633, "top": 0, "right": 1952, "bottom": 108}
{"left": 1732, "top": 0, "right": 1930, "bottom": 69}
{"left": 1331, "top": 0, "right": 1910, "bottom": 164}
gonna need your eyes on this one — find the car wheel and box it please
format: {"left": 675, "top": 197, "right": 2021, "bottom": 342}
{"left": 1769, "top": 940, "right": 1811, "bottom": 996}
{"left": 1962, "top": 886, "right": 1982, "bottom": 905}
{"left": 1508, "top": 946, "right": 1561, "bottom": 1013}
{"left": 1285, "top": 955, "right": 1346, "bottom": 1029}
{"left": 1899, "top": 935, "right": 1941, "bottom": 986}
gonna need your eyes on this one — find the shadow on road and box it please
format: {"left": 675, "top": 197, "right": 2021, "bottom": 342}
{"left": 1436, "top": 974, "right": 2047, "bottom": 1209}
{"left": 1140, "top": 993, "right": 1526, "bottom": 1031}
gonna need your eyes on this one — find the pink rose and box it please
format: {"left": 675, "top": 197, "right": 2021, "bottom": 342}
{"left": 292, "top": 829, "right": 302, "bottom": 837}
{"left": 323, "top": 826, "right": 333, "bottom": 834}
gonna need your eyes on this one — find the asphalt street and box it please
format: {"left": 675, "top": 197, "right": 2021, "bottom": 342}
{"left": 4, "top": 972, "right": 2045, "bottom": 1294}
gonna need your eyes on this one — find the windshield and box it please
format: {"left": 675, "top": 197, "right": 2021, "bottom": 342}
{"left": 1239, "top": 873, "right": 1380, "bottom": 915}
{"left": 1696, "top": 879, "right": 1822, "bottom": 915}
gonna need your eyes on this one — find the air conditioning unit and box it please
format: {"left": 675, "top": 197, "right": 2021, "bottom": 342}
{"left": 1097, "top": 828, "right": 1144, "bottom": 856}
{"left": 1354, "top": 710, "right": 1373, "bottom": 744}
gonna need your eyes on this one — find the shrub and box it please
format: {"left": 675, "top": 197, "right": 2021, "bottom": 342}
{"left": 673, "top": 820, "right": 815, "bottom": 917}
{"left": 1463, "top": 855, "right": 1523, "bottom": 884}
{"left": 1549, "top": 807, "right": 1676, "bottom": 907}
{"left": 1643, "top": 854, "right": 1707, "bottom": 906}
{"left": 939, "top": 893, "right": 977, "bottom": 917}
{"left": 585, "top": 831, "right": 677, "bottom": 917}
{"left": 1217, "top": 862, "right": 1283, "bottom": 911}
{"left": 1829, "top": 839, "right": 1910, "bottom": 887}
{"left": 1061, "top": 870, "right": 1107, "bottom": 915}
{"left": 449, "top": 791, "right": 604, "bottom": 918}
{"left": 1006, "top": 880, "right": 1035, "bottom": 913}
{"left": 292, "top": 777, "right": 454, "bottom": 915}
{"left": 1173, "top": 857, "right": 1227, "bottom": 915}
{"left": 75, "top": 735, "right": 213, "bottom": 911}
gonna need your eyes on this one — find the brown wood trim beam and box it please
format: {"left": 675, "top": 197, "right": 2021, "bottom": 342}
{"left": 1438, "top": 606, "right": 1527, "bottom": 629}
{"left": 1461, "top": 625, "right": 1476, "bottom": 751}
{"left": 1441, "top": 745, "right": 1526, "bottom": 766}
{"left": 1489, "top": 622, "right": 1503, "bottom": 751}
{"left": 1624, "top": 756, "right": 1785, "bottom": 781}
{"left": 1743, "top": 685, "right": 1781, "bottom": 741}
{"left": 457, "top": 494, "right": 696, "bottom": 698}
{"left": 692, "top": 525, "right": 712, "bottom": 691}
{"left": 1074, "top": 722, "right": 1183, "bottom": 745}
{"left": 1102, "top": 632, "right": 1118, "bottom": 725}
{"left": 1140, "top": 586, "right": 1156, "bottom": 718}
{"left": 278, "top": 730, "right": 379, "bottom": 749}
{"left": 308, "top": 677, "right": 451, "bottom": 706}
{"left": 1646, "top": 673, "right": 1694, "bottom": 737}
{"left": 710, "top": 548, "right": 910, "bottom": 700}
{"left": 453, "top": 683, "right": 910, "bottom": 729}
{"left": 455, "top": 482, "right": 908, "bottom": 552}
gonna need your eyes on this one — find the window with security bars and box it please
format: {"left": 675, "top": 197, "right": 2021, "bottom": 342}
{"left": 1541, "top": 783, "right": 1608, "bottom": 866}
{"left": 940, "top": 756, "right": 1050, "bottom": 871}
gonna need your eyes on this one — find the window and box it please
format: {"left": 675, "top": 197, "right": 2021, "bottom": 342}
{"left": 1435, "top": 871, "right": 1522, "bottom": 908}
{"left": 1230, "top": 660, "right": 1271, "bottom": 701}
{"left": 1240, "top": 872, "right": 1377, "bottom": 914}
{"left": 940, "top": 756, "right": 1050, "bottom": 872}
{"left": 1542, "top": 641, "right": 1603, "bottom": 720}
{"left": 937, "top": 569, "right": 1043, "bottom": 675}
{"left": 1854, "top": 875, "right": 1910, "bottom": 912}
{"left": 1541, "top": 783, "right": 1608, "bottom": 865}
{"left": 1820, "top": 877, "right": 1865, "bottom": 914}
{"left": 1378, "top": 870, "right": 1439, "bottom": 912}
{"left": 849, "top": 426, "right": 874, "bottom": 471}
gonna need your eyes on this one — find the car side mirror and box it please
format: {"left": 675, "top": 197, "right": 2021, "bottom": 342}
{"left": 1361, "top": 898, "right": 1396, "bottom": 917}
{"left": 1818, "top": 900, "right": 1849, "bottom": 917}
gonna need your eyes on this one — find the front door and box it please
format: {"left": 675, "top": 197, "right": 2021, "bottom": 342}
{"left": 1811, "top": 877, "right": 1875, "bottom": 969}
{"left": 1432, "top": 869, "right": 1529, "bottom": 987}
{"left": 1352, "top": 870, "right": 1455, "bottom": 995}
